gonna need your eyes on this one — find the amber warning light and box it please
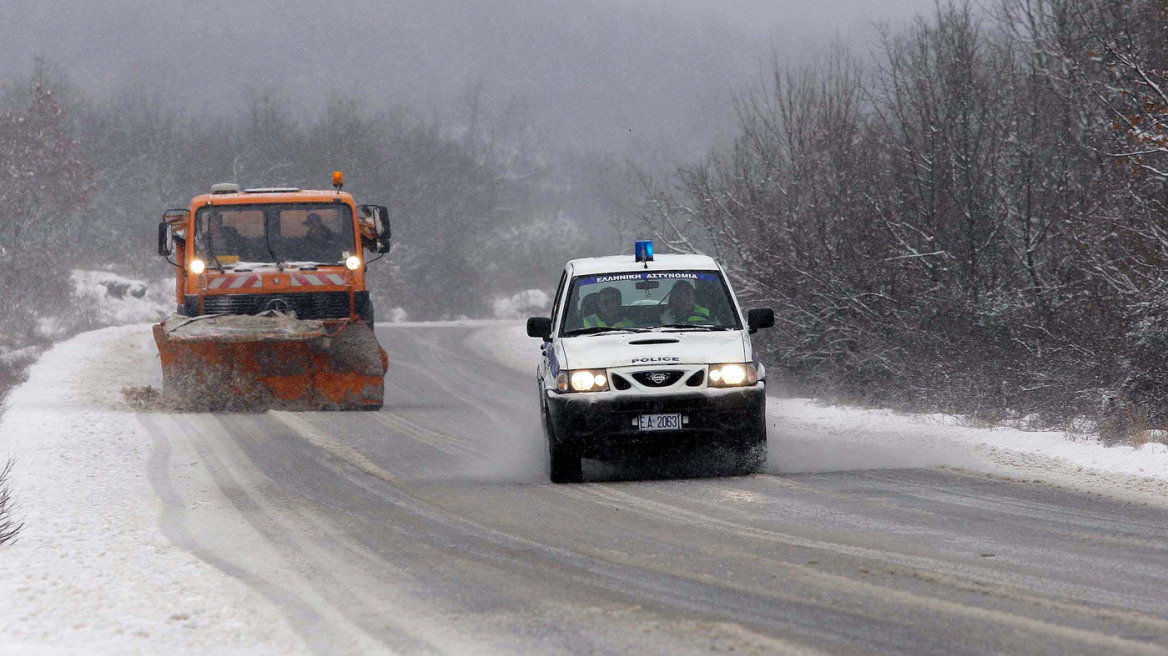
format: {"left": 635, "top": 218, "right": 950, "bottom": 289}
{"left": 332, "top": 171, "right": 344, "bottom": 190}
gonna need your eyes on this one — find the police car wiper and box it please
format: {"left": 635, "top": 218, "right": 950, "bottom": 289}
{"left": 567, "top": 326, "right": 650, "bottom": 336}
{"left": 656, "top": 324, "right": 733, "bottom": 331}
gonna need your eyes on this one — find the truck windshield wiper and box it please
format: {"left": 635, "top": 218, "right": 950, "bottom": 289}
{"left": 566, "top": 326, "right": 650, "bottom": 336}
{"left": 205, "top": 232, "right": 225, "bottom": 272}
{"left": 263, "top": 229, "right": 286, "bottom": 272}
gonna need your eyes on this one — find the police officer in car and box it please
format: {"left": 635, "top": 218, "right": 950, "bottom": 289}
{"left": 661, "top": 281, "right": 710, "bottom": 325}
{"left": 583, "top": 286, "right": 636, "bottom": 328}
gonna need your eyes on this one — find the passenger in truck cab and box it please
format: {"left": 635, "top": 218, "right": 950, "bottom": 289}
{"left": 660, "top": 281, "right": 711, "bottom": 325}
{"left": 302, "top": 213, "right": 338, "bottom": 261}
{"left": 304, "top": 213, "right": 333, "bottom": 242}
{"left": 583, "top": 286, "right": 636, "bottom": 329}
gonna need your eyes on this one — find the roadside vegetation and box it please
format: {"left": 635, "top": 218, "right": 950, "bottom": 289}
{"left": 640, "top": 0, "right": 1168, "bottom": 444}
{"left": 0, "top": 458, "right": 21, "bottom": 545}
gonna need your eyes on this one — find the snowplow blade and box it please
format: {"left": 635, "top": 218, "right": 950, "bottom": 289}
{"left": 153, "top": 313, "right": 387, "bottom": 411}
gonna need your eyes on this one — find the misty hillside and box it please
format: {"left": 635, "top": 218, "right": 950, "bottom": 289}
{"left": 0, "top": 0, "right": 768, "bottom": 156}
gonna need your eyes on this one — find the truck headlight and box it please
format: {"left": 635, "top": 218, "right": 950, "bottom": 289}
{"left": 189, "top": 258, "right": 206, "bottom": 275}
{"left": 708, "top": 363, "right": 757, "bottom": 387}
{"left": 556, "top": 369, "right": 609, "bottom": 393}
{"left": 345, "top": 255, "right": 362, "bottom": 270}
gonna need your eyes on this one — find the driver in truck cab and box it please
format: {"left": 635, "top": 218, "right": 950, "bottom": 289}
{"left": 583, "top": 286, "right": 636, "bottom": 329}
{"left": 661, "top": 281, "right": 711, "bottom": 325}
{"left": 201, "top": 211, "right": 245, "bottom": 257}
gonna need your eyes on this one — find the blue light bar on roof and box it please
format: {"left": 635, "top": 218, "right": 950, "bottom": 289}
{"left": 635, "top": 240, "right": 654, "bottom": 262}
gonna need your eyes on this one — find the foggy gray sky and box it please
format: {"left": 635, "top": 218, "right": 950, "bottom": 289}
{"left": 1, "top": 0, "right": 943, "bottom": 156}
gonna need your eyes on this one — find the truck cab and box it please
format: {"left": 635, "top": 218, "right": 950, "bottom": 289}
{"left": 527, "top": 242, "right": 774, "bottom": 483}
{"left": 158, "top": 178, "right": 390, "bottom": 325}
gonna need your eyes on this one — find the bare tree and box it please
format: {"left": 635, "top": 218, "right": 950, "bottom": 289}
{"left": 0, "top": 458, "right": 22, "bottom": 546}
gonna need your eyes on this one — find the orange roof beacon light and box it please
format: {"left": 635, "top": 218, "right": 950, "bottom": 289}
{"left": 332, "top": 171, "right": 344, "bottom": 191}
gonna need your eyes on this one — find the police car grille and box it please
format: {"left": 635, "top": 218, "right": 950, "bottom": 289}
{"left": 202, "top": 292, "right": 351, "bottom": 319}
{"left": 610, "top": 373, "right": 632, "bottom": 390}
{"left": 632, "top": 370, "right": 685, "bottom": 388}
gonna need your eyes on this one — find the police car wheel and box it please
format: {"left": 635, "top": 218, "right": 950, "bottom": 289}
{"left": 731, "top": 439, "right": 766, "bottom": 475}
{"left": 544, "top": 412, "right": 583, "bottom": 484}
{"left": 548, "top": 440, "right": 583, "bottom": 484}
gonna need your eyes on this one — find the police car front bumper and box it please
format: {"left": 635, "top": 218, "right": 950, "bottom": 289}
{"left": 544, "top": 384, "right": 766, "bottom": 460}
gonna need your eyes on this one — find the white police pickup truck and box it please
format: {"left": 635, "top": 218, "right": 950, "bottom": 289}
{"left": 527, "top": 242, "right": 774, "bottom": 483}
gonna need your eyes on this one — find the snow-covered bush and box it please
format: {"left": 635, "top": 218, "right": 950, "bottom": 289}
{"left": 492, "top": 289, "right": 551, "bottom": 320}
{"left": 0, "top": 458, "right": 21, "bottom": 545}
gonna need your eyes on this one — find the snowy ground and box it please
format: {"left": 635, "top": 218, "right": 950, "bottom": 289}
{"left": 0, "top": 326, "right": 308, "bottom": 655}
{"left": 0, "top": 321, "right": 1166, "bottom": 653}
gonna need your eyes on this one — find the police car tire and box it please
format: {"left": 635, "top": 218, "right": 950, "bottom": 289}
{"left": 733, "top": 440, "right": 766, "bottom": 475}
{"left": 548, "top": 441, "right": 583, "bottom": 484}
{"left": 540, "top": 402, "right": 582, "bottom": 483}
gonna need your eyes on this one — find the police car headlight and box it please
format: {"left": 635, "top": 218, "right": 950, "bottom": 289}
{"left": 558, "top": 369, "right": 609, "bottom": 393}
{"left": 708, "top": 363, "right": 757, "bottom": 387}
{"left": 189, "top": 258, "right": 206, "bottom": 275}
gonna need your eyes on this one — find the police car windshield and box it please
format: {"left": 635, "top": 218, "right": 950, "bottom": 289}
{"left": 562, "top": 270, "right": 742, "bottom": 336}
{"left": 195, "top": 204, "right": 355, "bottom": 267}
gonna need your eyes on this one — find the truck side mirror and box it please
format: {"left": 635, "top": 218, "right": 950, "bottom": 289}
{"left": 747, "top": 308, "right": 774, "bottom": 333}
{"left": 376, "top": 205, "right": 391, "bottom": 253}
{"left": 158, "top": 221, "right": 172, "bottom": 257}
{"left": 527, "top": 317, "right": 552, "bottom": 341}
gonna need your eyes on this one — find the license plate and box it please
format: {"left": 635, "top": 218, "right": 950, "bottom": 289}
{"left": 638, "top": 413, "right": 682, "bottom": 431}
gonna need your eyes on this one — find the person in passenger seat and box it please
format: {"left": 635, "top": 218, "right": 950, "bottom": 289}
{"left": 583, "top": 286, "right": 635, "bottom": 328}
{"left": 303, "top": 213, "right": 337, "bottom": 261}
{"left": 660, "top": 281, "right": 710, "bottom": 325}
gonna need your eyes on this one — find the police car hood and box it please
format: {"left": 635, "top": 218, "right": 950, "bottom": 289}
{"left": 561, "top": 330, "right": 748, "bottom": 370}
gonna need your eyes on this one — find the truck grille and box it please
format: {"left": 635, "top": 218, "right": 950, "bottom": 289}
{"left": 201, "top": 292, "right": 351, "bottom": 319}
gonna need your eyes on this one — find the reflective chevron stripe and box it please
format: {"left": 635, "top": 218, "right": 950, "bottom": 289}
{"left": 207, "top": 275, "right": 262, "bottom": 289}
{"left": 290, "top": 274, "right": 346, "bottom": 287}
{"left": 206, "top": 273, "right": 346, "bottom": 289}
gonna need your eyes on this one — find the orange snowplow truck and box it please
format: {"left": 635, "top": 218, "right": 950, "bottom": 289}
{"left": 154, "top": 172, "right": 391, "bottom": 411}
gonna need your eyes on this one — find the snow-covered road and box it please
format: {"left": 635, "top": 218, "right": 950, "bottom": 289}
{"left": 1, "top": 323, "right": 1167, "bottom": 654}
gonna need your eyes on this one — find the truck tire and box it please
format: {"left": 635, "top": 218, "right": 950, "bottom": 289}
{"left": 355, "top": 291, "right": 375, "bottom": 329}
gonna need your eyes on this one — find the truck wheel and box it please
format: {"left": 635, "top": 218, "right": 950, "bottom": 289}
{"left": 544, "top": 408, "right": 582, "bottom": 483}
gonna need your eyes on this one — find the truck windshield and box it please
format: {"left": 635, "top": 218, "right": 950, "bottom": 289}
{"left": 195, "top": 203, "right": 355, "bottom": 266}
{"left": 562, "top": 271, "right": 742, "bottom": 335}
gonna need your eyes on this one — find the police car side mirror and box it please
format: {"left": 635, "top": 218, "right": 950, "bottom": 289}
{"left": 747, "top": 308, "right": 774, "bottom": 333}
{"left": 527, "top": 317, "right": 552, "bottom": 341}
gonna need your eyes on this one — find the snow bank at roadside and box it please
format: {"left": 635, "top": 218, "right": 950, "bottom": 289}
{"left": 0, "top": 325, "right": 308, "bottom": 655}
{"left": 35, "top": 271, "right": 172, "bottom": 341}
{"left": 466, "top": 322, "right": 1168, "bottom": 504}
